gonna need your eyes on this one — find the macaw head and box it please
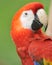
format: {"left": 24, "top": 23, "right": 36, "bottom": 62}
{"left": 11, "top": 2, "right": 47, "bottom": 33}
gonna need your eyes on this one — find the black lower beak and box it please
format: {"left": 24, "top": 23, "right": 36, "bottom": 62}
{"left": 31, "top": 15, "right": 43, "bottom": 31}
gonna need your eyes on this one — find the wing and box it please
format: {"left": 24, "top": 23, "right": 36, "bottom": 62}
{"left": 42, "top": 39, "right": 52, "bottom": 62}
{"left": 28, "top": 38, "right": 52, "bottom": 62}
{"left": 28, "top": 40, "right": 44, "bottom": 61}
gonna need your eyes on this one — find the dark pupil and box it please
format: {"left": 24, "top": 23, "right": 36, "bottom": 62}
{"left": 25, "top": 13, "right": 28, "bottom": 15}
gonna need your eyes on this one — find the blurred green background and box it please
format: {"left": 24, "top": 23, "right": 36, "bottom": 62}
{"left": 0, "top": 0, "right": 50, "bottom": 65}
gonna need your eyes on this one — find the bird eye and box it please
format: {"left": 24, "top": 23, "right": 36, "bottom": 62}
{"left": 24, "top": 12, "right": 28, "bottom": 16}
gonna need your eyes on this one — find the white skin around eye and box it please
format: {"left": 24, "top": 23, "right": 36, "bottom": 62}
{"left": 20, "top": 10, "right": 35, "bottom": 29}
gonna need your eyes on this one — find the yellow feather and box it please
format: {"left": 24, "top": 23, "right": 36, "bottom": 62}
{"left": 43, "top": 59, "right": 52, "bottom": 65}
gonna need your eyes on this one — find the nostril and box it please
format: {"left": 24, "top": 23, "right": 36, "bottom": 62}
{"left": 33, "top": 20, "right": 35, "bottom": 22}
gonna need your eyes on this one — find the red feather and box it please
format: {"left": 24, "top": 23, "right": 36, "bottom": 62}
{"left": 28, "top": 34, "right": 52, "bottom": 62}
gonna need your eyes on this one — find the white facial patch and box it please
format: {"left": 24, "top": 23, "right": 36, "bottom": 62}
{"left": 20, "top": 10, "right": 34, "bottom": 29}
{"left": 36, "top": 9, "right": 48, "bottom": 28}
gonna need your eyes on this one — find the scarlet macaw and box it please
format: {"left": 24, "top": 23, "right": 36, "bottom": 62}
{"left": 10, "top": 2, "right": 49, "bottom": 65}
